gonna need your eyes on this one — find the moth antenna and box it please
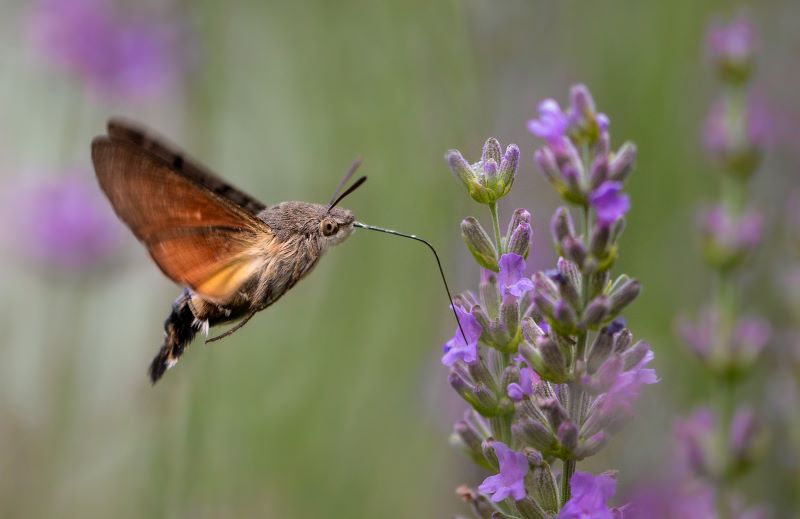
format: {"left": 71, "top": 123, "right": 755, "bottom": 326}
{"left": 327, "top": 158, "right": 362, "bottom": 209}
{"left": 328, "top": 175, "right": 367, "bottom": 212}
{"left": 353, "top": 222, "right": 468, "bottom": 344}
{"left": 206, "top": 310, "right": 257, "bottom": 343}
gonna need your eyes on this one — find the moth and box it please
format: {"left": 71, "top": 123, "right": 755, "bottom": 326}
{"left": 92, "top": 119, "right": 463, "bottom": 384}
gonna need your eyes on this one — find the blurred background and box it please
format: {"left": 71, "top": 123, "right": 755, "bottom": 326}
{"left": 1, "top": 0, "right": 798, "bottom": 517}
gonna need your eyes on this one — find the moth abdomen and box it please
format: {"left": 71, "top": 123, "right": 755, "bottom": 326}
{"left": 148, "top": 290, "right": 199, "bottom": 383}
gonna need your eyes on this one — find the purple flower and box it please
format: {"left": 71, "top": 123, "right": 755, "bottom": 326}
{"left": 8, "top": 174, "right": 120, "bottom": 269}
{"left": 478, "top": 442, "right": 528, "bottom": 502}
{"left": 729, "top": 407, "right": 759, "bottom": 461}
{"left": 498, "top": 253, "right": 534, "bottom": 298}
{"left": 677, "top": 308, "right": 718, "bottom": 360}
{"left": 595, "top": 343, "right": 657, "bottom": 418}
{"left": 624, "top": 479, "right": 716, "bottom": 519}
{"left": 558, "top": 471, "right": 618, "bottom": 519}
{"left": 528, "top": 99, "right": 570, "bottom": 143}
{"left": 442, "top": 304, "right": 482, "bottom": 366}
{"left": 507, "top": 366, "right": 541, "bottom": 401}
{"left": 707, "top": 16, "right": 756, "bottom": 79}
{"left": 704, "top": 97, "right": 771, "bottom": 164}
{"left": 698, "top": 205, "right": 763, "bottom": 266}
{"left": 27, "top": 0, "right": 191, "bottom": 99}
{"left": 589, "top": 182, "right": 630, "bottom": 224}
{"left": 732, "top": 317, "right": 770, "bottom": 363}
{"left": 674, "top": 408, "right": 715, "bottom": 477}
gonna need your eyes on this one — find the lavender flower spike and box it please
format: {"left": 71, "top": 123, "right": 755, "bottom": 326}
{"left": 478, "top": 442, "right": 529, "bottom": 502}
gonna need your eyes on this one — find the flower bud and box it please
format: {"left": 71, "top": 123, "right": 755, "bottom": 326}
{"left": 729, "top": 407, "right": 761, "bottom": 471}
{"left": 449, "top": 371, "right": 475, "bottom": 403}
{"left": 589, "top": 156, "right": 609, "bottom": 190}
{"left": 575, "top": 431, "right": 607, "bottom": 459}
{"left": 609, "top": 142, "right": 637, "bottom": 182}
{"left": 528, "top": 457, "right": 559, "bottom": 515}
{"left": 589, "top": 222, "right": 612, "bottom": 258}
{"left": 552, "top": 300, "right": 578, "bottom": 334}
{"left": 500, "top": 294, "right": 521, "bottom": 342}
{"left": 515, "top": 498, "right": 548, "bottom": 519}
{"left": 456, "top": 485, "right": 496, "bottom": 519}
{"left": 614, "top": 327, "right": 633, "bottom": 353}
{"left": 468, "top": 359, "right": 495, "bottom": 389}
{"left": 552, "top": 271, "right": 581, "bottom": 312}
{"left": 608, "top": 278, "right": 641, "bottom": 315}
{"left": 512, "top": 417, "right": 558, "bottom": 454}
{"left": 519, "top": 338, "right": 568, "bottom": 384}
{"left": 520, "top": 317, "right": 546, "bottom": 343}
{"left": 483, "top": 137, "right": 502, "bottom": 164}
{"left": 538, "top": 397, "right": 569, "bottom": 431}
{"left": 453, "top": 420, "right": 493, "bottom": 471}
{"left": 461, "top": 217, "right": 499, "bottom": 271}
{"left": 622, "top": 341, "right": 651, "bottom": 371}
{"left": 707, "top": 17, "right": 756, "bottom": 84}
{"left": 581, "top": 296, "right": 609, "bottom": 330}
{"left": 508, "top": 221, "right": 532, "bottom": 259}
{"left": 506, "top": 208, "right": 531, "bottom": 238}
{"left": 587, "top": 325, "right": 615, "bottom": 373}
{"left": 498, "top": 144, "right": 520, "bottom": 195}
{"left": 557, "top": 421, "right": 579, "bottom": 453}
{"left": 473, "top": 383, "right": 500, "bottom": 415}
{"left": 481, "top": 438, "right": 500, "bottom": 470}
{"left": 535, "top": 147, "right": 560, "bottom": 186}
{"left": 480, "top": 271, "right": 501, "bottom": 318}
{"left": 561, "top": 236, "right": 587, "bottom": 268}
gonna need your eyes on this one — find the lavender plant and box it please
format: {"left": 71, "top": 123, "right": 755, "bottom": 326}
{"left": 444, "top": 85, "right": 656, "bottom": 518}
{"left": 673, "top": 15, "right": 769, "bottom": 517}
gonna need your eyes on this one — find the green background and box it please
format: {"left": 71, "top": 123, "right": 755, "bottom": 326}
{"left": 1, "top": 0, "right": 796, "bottom": 517}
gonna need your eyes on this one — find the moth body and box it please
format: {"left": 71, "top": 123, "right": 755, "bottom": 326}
{"left": 91, "top": 119, "right": 360, "bottom": 383}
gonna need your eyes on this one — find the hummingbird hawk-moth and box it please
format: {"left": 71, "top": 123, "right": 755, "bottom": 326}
{"left": 92, "top": 119, "right": 464, "bottom": 384}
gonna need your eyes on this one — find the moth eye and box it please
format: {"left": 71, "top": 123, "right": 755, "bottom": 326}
{"left": 321, "top": 219, "right": 338, "bottom": 236}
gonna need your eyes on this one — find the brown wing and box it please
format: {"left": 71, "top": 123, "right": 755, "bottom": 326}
{"left": 92, "top": 135, "right": 273, "bottom": 305}
{"left": 105, "top": 118, "right": 267, "bottom": 215}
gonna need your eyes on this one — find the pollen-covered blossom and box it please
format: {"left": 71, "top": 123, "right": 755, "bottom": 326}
{"left": 558, "top": 472, "right": 618, "bottom": 519}
{"left": 442, "top": 304, "right": 482, "bottom": 366}
{"left": 478, "top": 442, "right": 529, "bottom": 502}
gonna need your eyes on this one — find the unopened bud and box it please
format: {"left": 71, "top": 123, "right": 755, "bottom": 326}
{"left": 551, "top": 207, "right": 575, "bottom": 245}
{"left": 557, "top": 421, "right": 579, "bottom": 452}
{"left": 562, "top": 236, "right": 587, "bottom": 267}
{"left": 609, "top": 142, "right": 637, "bottom": 182}
{"left": 581, "top": 296, "right": 609, "bottom": 330}
{"left": 512, "top": 417, "right": 558, "bottom": 453}
{"left": 590, "top": 221, "right": 612, "bottom": 258}
{"left": 462, "top": 217, "right": 499, "bottom": 271}
{"left": 608, "top": 278, "right": 641, "bottom": 315}
{"left": 480, "top": 271, "right": 501, "bottom": 318}
{"left": 589, "top": 156, "right": 609, "bottom": 190}
{"left": 587, "top": 326, "right": 615, "bottom": 373}
{"left": 508, "top": 222, "right": 532, "bottom": 259}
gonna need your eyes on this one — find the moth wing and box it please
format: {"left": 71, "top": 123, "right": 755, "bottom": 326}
{"left": 105, "top": 118, "right": 268, "bottom": 215}
{"left": 92, "top": 136, "right": 272, "bottom": 304}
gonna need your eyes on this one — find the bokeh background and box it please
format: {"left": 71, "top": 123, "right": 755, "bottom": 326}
{"left": 1, "top": 0, "right": 798, "bottom": 517}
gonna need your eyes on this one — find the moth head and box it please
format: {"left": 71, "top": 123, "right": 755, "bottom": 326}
{"left": 318, "top": 206, "right": 356, "bottom": 246}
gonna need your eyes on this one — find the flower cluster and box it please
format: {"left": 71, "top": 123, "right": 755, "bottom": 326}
{"left": 26, "top": 0, "right": 192, "bottom": 99}
{"left": 444, "top": 85, "right": 655, "bottom": 518}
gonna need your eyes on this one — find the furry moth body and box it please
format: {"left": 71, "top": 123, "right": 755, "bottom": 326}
{"left": 92, "top": 119, "right": 361, "bottom": 383}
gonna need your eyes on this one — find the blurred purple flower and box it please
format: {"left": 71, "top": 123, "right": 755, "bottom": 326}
{"left": 27, "top": 0, "right": 192, "bottom": 99}
{"left": 528, "top": 99, "right": 570, "bottom": 144}
{"left": 707, "top": 16, "right": 756, "bottom": 80}
{"left": 558, "top": 471, "right": 619, "bottom": 519}
{"left": 675, "top": 408, "right": 715, "bottom": 477}
{"left": 507, "top": 365, "right": 540, "bottom": 401}
{"left": 590, "top": 181, "right": 630, "bottom": 224}
{"left": 624, "top": 479, "right": 717, "bottom": 519}
{"left": 498, "top": 253, "right": 534, "bottom": 299}
{"left": 732, "top": 317, "right": 770, "bottom": 363}
{"left": 10, "top": 174, "right": 120, "bottom": 269}
{"left": 704, "top": 96, "right": 771, "bottom": 159}
{"left": 478, "top": 441, "right": 528, "bottom": 502}
{"left": 698, "top": 205, "right": 762, "bottom": 267}
{"left": 729, "top": 407, "right": 759, "bottom": 462}
{"left": 442, "top": 304, "right": 482, "bottom": 366}
{"left": 677, "top": 308, "right": 718, "bottom": 360}
{"left": 596, "top": 343, "right": 657, "bottom": 418}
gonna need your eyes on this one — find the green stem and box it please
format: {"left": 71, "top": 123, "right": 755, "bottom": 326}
{"left": 489, "top": 202, "right": 504, "bottom": 255}
{"left": 561, "top": 459, "right": 576, "bottom": 505}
